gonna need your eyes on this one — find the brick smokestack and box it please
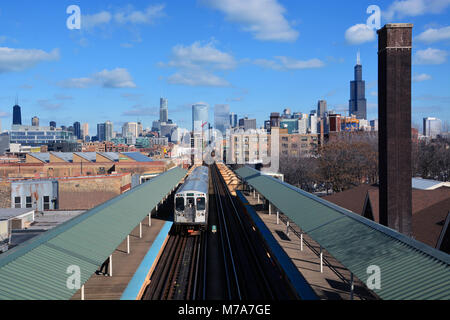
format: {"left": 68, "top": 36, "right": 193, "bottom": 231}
{"left": 377, "top": 24, "right": 413, "bottom": 236}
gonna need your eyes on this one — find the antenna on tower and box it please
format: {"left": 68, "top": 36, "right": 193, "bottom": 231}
{"left": 357, "top": 50, "right": 361, "bottom": 65}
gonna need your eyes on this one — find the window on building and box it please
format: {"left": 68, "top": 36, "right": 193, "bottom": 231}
{"left": 14, "top": 197, "right": 21, "bottom": 209}
{"left": 26, "top": 196, "right": 32, "bottom": 208}
{"left": 282, "top": 137, "right": 288, "bottom": 142}
{"left": 291, "top": 144, "right": 298, "bottom": 148}
{"left": 43, "top": 196, "right": 50, "bottom": 210}
{"left": 282, "top": 144, "right": 289, "bottom": 148}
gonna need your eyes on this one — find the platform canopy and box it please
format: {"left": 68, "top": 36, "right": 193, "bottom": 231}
{"left": 0, "top": 167, "right": 186, "bottom": 300}
{"left": 235, "top": 166, "right": 450, "bottom": 300}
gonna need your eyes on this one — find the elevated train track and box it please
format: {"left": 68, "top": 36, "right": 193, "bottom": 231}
{"left": 142, "top": 163, "right": 299, "bottom": 301}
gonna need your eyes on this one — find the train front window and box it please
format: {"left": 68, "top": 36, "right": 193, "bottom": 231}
{"left": 197, "top": 197, "right": 206, "bottom": 211}
{"left": 187, "top": 197, "right": 195, "bottom": 208}
{"left": 176, "top": 197, "right": 185, "bottom": 211}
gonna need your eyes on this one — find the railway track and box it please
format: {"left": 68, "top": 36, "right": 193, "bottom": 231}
{"left": 142, "top": 231, "right": 203, "bottom": 300}
{"left": 143, "top": 163, "right": 298, "bottom": 300}
{"left": 211, "top": 163, "right": 298, "bottom": 300}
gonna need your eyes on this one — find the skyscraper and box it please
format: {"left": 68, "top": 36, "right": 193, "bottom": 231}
{"left": 423, "top": 117, "right": 442, "bottom": 138}
{"left": 97, "top": 123, "right": 106, "bottom": 142}
{"left": 50, "top": 121, "right": 57, "bottom": 129}
{"left": 13, "top": 103, "right": 22, "bottom": 125}
{"left": 105, "top": 121, "right": 113, "bottom": 141}
{"left": 214, "top": 104, "right": 230, "bottom": 134}
{"left": 82, "top": 123, "right": 89, "bottom": 139}
{"left": 317, "top": 100, "right": 327, "bottom": 118}
{"left": 122, "top": 122, "right": 138, "bottom": 138}
{"left": 73, "top": 122, "right": 81, "bottom": 139}
{"left": 160, "top": 98, "right": 168, "bottom": 123}
{"left": 32, "top": 116, "right": 39, "bottom": 127}
{"left": 229, "top": 112, "right": 238, "bottom": 128}
{"left": 192, "top": 103, "right": 209, "bottom": 133}
{"left": 349, "top": 52, "right": 367, "bottom": 120}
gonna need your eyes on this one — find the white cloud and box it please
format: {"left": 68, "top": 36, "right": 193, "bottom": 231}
{"left": 345, "top": 24, "right": 376, "bottom": 45}
{"left": 384, "top": 0, "right": 450, "bottom": 20}
{"left": 167, "top": 71, "right": 230, "bottom": 87}
{"left": 0, "top": 47, "right": 59, "bottom": 73}
{"left": 160, "top": 41, "right": 235, "bottom": 87}
{"left": 200, "top": 0, "right": 299, "bottom": 42}
{"left": 58, "top": 68, "right": 136, "bottom": 89}
{"left": 414, "top": 48, "right": 448, "bottom": 64}
{"left": 162, "top": 41, "right": 236, "bottom": 70}
{"left": 94, "top": 68, "right": 136, "bottom": 88}
{"left": 114, "top": 4, "right": 165, "bottom": 24}
{"left": 254, "top": 56, "right": 325, "bottom": 71}
{"left": 82, "top": 11, "right": 112, "bottom": 30}
{"left": 415, "top": 26, "right": 450, "bottom": 43}
{"left": 413, "top": 73, "right": 432, "bottom": 82}
{"left": 81, "top": 5, "right": 165, "bottom": 31}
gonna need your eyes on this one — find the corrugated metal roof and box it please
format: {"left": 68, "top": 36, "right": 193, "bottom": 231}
{"left": 121, "top": 152, "right": 153, "bottom": 162}
{"left": 74, "top": 152, "right": 97, "bottom": 162}
{"left": 177, "top": 166, "right": 209, "bottom": 194}
{"left": 29, "top": 153, "right": 50, "bottom": 163}
{"left": 235, "top": 166, "right": 450, "bottom": 300}
{"left": 99, "top": 152, "right": 119, "bottom": 162}
{"left": 0, "top": 167, "right": 186, "bottom": 300}
{"left": 51, "top": 152, "right": 74, "bottom": 163}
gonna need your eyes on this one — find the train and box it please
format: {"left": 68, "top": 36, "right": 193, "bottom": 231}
{"left": 174, "top": 166, "right": 209, "bottom": 232}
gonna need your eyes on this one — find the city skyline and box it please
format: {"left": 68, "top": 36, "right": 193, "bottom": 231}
{"left": 0, "top": 0, "right": 449, "bottom": 133}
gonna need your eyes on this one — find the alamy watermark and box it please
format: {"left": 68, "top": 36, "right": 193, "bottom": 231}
{"left": 66, "top": 5, "right": 81, "bottom": 30}
{"left": 66, "top": 265, "right": 81, "bottom": 290}
{"left": 366, "top": 265, "right": 381, "bottom": 290}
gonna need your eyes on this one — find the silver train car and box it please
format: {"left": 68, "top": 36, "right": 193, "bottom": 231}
{"left": 174, "top": 166, "right": 209, "bottom": 232}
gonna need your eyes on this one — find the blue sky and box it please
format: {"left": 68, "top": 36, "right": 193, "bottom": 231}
{"left": 0, "top": 0, "right": 449, "bottom": 135}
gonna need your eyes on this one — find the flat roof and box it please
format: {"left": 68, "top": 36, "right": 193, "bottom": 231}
{"left": 0, "top": 209, "right": 34, "bottom": 221}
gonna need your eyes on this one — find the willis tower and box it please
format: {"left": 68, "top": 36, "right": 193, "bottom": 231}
{"left": 349, "top": 52, "right": 367, "bottom": 120}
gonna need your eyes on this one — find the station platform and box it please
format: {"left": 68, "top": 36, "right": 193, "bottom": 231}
{"left": 71, "top": 215, "right": 171, "bottom": 300}
{"left": 241, "top": 190, "right": 376, "bottom": 300}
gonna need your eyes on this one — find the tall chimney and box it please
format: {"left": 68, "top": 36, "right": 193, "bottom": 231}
{"left": 377, "top": 24, "right": 413, "bottom": 236}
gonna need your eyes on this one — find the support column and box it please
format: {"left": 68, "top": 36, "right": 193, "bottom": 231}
{"left": 300, "top": 233, "right": 303, "bottom": 251}
{"left": 139, "top": 222, "right": 142, "bottom": 239}
{"left": 253, "top": 189, "right": 255, "bottom": 198}
{"left": 320, "top": 246, "right": 323, "bottom": 273}
{"left": 109, "top": 255, "right": 112, "bottom": 277}
{"left": 257, "top": 194, "right": 260, "bottom": 204}
{"left": 81, "top": 285, "right": 85, "bottom": 300}
{"left": 350, "top": 273, "right": 354, "bottom": 300}
{"left": 286, "top": 221, "right": 290, "bottom": 236}
{"left": 269, "top": 203, "right": 272, "bottom": 216}
{"left": 127, "top": 235, "right": 130, "bottom": 254}
{"left": 149, "top": 213, "right": 152, "bottom": 227}
{"left": 276, "top": 210, "right": 279, "bottom": 225}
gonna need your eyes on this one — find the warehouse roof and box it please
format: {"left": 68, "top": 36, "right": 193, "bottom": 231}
{"left": 0, "top": 209, "right": 34, "bottom": 221}
{"left": 235, "top": 166, "right": 450, "bottom": 300}
{"left": 122, "top": 152, "right": 153, "bottom": 162}
{"left": 0, "top": 166, "right": 186, "bottom": 300}
{"left": 412, "top": 178, "right": 450, "bottom": 190}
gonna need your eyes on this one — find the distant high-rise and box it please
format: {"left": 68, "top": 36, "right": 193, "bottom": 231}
{"left": 13, "top": 103, "right": 22, "bottom": 125}
{"left": 160, "top": 98, "right": 169, "bottom": 123}
{"left": 32, "top": 116, "right": 39, "bottom": 127}
{"left": 317, "top": 100, "right": 327, "bottom": 118}
{"left": 349, "top": 52, "right": 367, "bottom": 120}
{"left": 423, "top": 117, "right": 442, "bottom": 138}
{"left": 122, "top": 122, "right": 138, "bottom": 138}
{"left": 229, "top": 112, "right": 238, "bottom": 128}
{"left": 73, "top": 122, "right": 81, "bottom": 139}
{"left": 270, "top": 113, "right": 281, "bottom": 128}
{"left": 105, "top": 121, "right": 113, "bottom": 141}
{"left": 192, "top": 103, "right": 209, "bottom": 133}
{"left": 82, "top": 123, "right": 89, "bottom": 139}
{"left": 239, "top": 117, "right": 257, "bottom": 131}
{"left": 97, "top": 123, "right": 106, "bottom": 142}
{"left": 214, "top": 104, "right": 230, "bottom": 134}
{"left": 50, "top": 121, "right": 56, "bottom": 129}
